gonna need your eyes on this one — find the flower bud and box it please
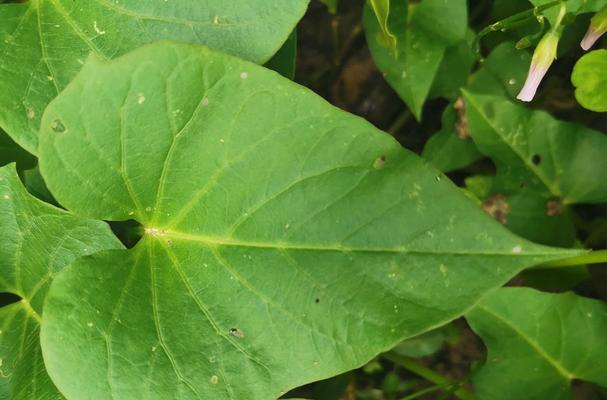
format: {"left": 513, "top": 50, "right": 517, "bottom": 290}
{"left": 581, "top": 5, "right": 607, "bottom": 51}
{"left": 517, "top": 30, "right": 560, "bottom": 102}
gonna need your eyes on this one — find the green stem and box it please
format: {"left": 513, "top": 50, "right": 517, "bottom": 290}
{"left": 474, "top": 0, "right": 568, "bottom": 58}
{"left": 388, "top": 110, "right": 412, "bottom": 136}
{"left": 477, "top": 0, "right": 564, "bottom": 39}
{"left": 402, "top": 381, "right": 457, "bottom": 400}
{"left": 383, "top": 353, "right": 475, "bottom": 400}
{"left": 536, "top": 250, "right": 607, "bottom": 268}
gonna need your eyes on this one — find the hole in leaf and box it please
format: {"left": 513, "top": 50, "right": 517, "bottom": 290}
{"left": 109, "top": 219, "right": 143, "bottom": 248}
{"left": 315, "top": 298, "right": 320, "bottom": 303}
{"left": 0, "top": 292, "right": 22, "bottom": 308}
{"left": 373, "top": 155, "right": 386, "bottom": 169}
{"left": 229, "top": 328, "right": 244, "bottom": 338}
{"left": 531, "top": 154, "right": 541, "bottom": 165}
{"left": 50, "top": 119, "right": 67, "bottom": 133}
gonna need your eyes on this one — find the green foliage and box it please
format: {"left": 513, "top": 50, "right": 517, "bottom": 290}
{"left": 265, "top": 31, "right": 298, "bottom": 80}
{"left": 367, "top": 0, "right": 398, "bottom": 57}
{"left": 0, "top": 1, "right": 606, "bottom": 399}
{"left": 464, "top": 91, "right": 607, "bottom": 246}
{"left": 467, "top": 287, "right": 607, "bottom": 400}
{"left": 423, "top": 42, "right": 531, "bottom": 173}
{"left": 529, "top": 0, "right": 607, "bottom": 25}
{"left": 34, "top": 42, "right": 578, "bottom": 399}
{"left": 0, "top": 165, "right": 122, "bottom": 399}
{"left": 0, "top": 0, "right": 309, "bottom": 154}
{"left": 572, "top": 49, "right": 607, "bottom": 112}
{"left": 0, "top": 130, "right": 35, "bottom": 170}
{"left": 364, "top": 0, "right": 468, "bottom": 119}
{"left": 421, "top": 102, "right": 482, "bottom": 173}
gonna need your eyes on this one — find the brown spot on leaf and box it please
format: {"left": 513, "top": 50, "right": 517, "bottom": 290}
{"left": 454, "top": 97, "right": 470, "bottom": 140}
{"left": 483, "top": 194, "right": 510, "bottom": 224}
{"left": 373, "top": 155, "right": 386, "bottom": 169}
{"left": 546, "top": 198, "right": 564, "bottom": 216}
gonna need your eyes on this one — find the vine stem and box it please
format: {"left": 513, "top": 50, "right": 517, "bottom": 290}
{"left": 474, "top": 0, "right": 569, "bottom": 58}
{"left": 537, "top": 249, "right": 607, "bottom": 268}
{"left": 382, "top": 352, "right": 475, "bottom": 400}
{"left": 477, "top": 0, "right": 567, "bottom": 39}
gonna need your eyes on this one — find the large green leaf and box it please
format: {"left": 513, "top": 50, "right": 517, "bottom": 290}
{"left": 37, "top": 42, "right": 578, "bottom": 399}
{"left": 0, "top": 0, "right": 309, "bottom": 154}
{"left": 572, "top": 49, "right": 607, "bottom": 112}
{"left": 463, "top": 91, "right": 607, "bottom": 246}
{"left": 0, "top": 164, "right": 122, "bottom": 399}
{"left": 466, "top": 287, "right": 607, "bottom": 400}
{"left": 364, "top": 0, "right": 467, "bottom": 119}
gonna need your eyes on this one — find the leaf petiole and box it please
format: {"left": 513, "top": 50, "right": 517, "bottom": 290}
{"left": 383, "top": 352, "right": 475, "bottom": 400}
{"left": 536, "top": 249, "right": 607, "bottom": 268}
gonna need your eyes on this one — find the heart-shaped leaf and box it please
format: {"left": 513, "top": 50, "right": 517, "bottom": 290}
{"left": 467, "top": 287, "right": 607, "bottom": 400}
{"left": 0, "top": 164, "right": 122, "bottom": 399}
{"left": 37, "top": 42, "right": 578, "bottom": 399}
{"left": 0, "top": 0, "right": 309, "bottom": 154}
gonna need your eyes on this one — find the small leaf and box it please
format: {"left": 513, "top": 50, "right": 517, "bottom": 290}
{"left": 421, "top": 101, "right": 482, "bottom": 173}
{"left": 392, "top": 324, "right": 458, "bottom": 358}
{"left": 466, "top": 287, "right": 607, "bottom": 400}
{"left": 367, "top": 0, "right": 398, "bottom": 57}
{"left": 265, "top": 30, "right": 298, "bottom": 80}
{"left": 0, "top": 164, "right": 122, "bottom": 399}
{"left": 0, "top": 0, "right": 309, "bottom": 154}
{"left": 38, "top": 42, "right": 578, "bottom": 399}
{"left": 364, "top": 0, "right": 468, "bottom": 119}
{"left": 572, "top": 49, "right": 607, "bottom": 112}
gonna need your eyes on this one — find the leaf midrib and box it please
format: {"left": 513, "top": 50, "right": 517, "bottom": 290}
{"left": 475, "top": 304, "right": 575, "bottom": 381}
{"left": 146, "top": 228, "right": 572, "bottom": 258}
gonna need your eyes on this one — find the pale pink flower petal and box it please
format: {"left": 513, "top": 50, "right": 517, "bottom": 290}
{"left": 517, "top": 65, "right": 549, "bottom": 102}
{"left": 581, "top": 27, "right": 605, "bottom": 50}
{"left": 581, "top": 6, "right": 607, "bottom": 51}
{"left": 517, "top": 31, "right": 559, "bottom": 102}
